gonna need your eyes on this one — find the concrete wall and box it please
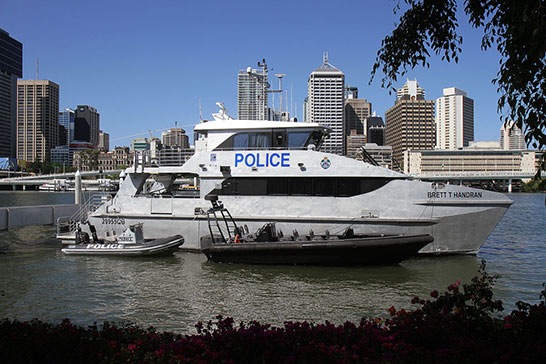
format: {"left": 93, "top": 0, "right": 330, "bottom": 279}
{"left": 0, "top": 204, "right": 79, "bottom": 230}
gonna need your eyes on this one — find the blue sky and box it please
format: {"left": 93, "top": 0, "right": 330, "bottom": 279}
{"left": 1, "top": 0, "right": 504, "bottom": 147}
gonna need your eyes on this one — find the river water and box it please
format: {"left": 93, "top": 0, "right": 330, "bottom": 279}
{"left": 0, "top": 191, "right": 545, "bottom": 333}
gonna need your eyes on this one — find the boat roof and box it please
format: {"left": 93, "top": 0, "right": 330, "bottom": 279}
{"left": 194, "top": 119, "right": 332, "bottom": 133}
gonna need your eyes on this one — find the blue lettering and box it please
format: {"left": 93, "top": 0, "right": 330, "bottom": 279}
{"left": 235, "top": 153, "right": 243, "bottom": 167}
{"left": 245, "top": 154, "right": 256, "bottom": 167}
{"left": 270, "top": 153, "right": 280, "bottom": 167}
{"left": 235, "top": 152, "right": 291, "bottom": 168}
{"left": 256, "top": 153, "right": 265, "bottom": 167}
{"left": 281, "top": 153, "right": 290, "bottom": 167}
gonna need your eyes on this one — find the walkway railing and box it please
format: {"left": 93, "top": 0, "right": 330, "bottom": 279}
{"left": 56, "top": 192, "right": 113, "bottom": 236}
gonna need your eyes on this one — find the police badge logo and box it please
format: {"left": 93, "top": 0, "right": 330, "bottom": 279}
{"left": 320, "top": 157, "right": 331, "bottom": 169}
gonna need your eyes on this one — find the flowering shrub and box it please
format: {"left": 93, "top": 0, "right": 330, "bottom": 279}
{"left": 1, "top": 261, "right": 545, "bottom": 363}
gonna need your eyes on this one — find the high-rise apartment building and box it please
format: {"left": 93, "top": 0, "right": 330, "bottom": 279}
{"left": 162, "top": 128, "right": 189, "bottom": 148}
{"left": 238, "top": 66, "right": 268, "bottom": 120}
{"left": 500, "top": 121, "right": 525, "bottom": 150}
{"left": 74, "top": 105, "right": 100, "bottom": 147}
{"left": 307, "top": 55, "right": 345, "bottom": 155}
{"left": 436, "top": 87, "right": 474, "bottom": 149}
{"left": 385, "top": 79, "right": 435, "bottom": 166}
{"left": 16, "top": 80, "right": 60, "bottom": 162}
{"left": 0, "top": 29, "right": 22, "bottom": 158}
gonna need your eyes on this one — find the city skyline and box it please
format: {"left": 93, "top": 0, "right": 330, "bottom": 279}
{"left": 1, "top": 0, "right": 507, "bottom": 147}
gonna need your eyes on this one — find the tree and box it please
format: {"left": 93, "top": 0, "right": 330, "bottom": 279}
{"left": 371, "top": 0, "right": 546, "bottom": 172}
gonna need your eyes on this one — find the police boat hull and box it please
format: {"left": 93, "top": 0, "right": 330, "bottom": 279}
{"left": 61, "top": 235, "right": 184, "bottom": 256}
{"left": 201, "top": 233, "right": 432, "bottom": 266}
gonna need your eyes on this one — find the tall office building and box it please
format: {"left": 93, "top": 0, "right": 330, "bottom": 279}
{"left": 16, "top": 80, "right": 60, "bottom": 162}
{"left": 74, "top": 105, "right": 100, "bottom": 146}
{"left": 307, "top": 54, "right": 345, "bottom": 155}
{"left": 238, "top": 66, "right": 268, "bottom": 120}
{"left": 385, "top": 79, "right": 435, "bottom": 166}
{"left": 345, "top": 98, "right": 372, "bottom": 135}
{"left": 58, "top": 108, "right": 75, "bottom": 147}
{"left": 98, "top": 130, "right": 110, "bottom": 152}
{"left": 162, "top": 128, "right": 189, "bottom": 148}
{"left": 365, "top": 115, "right": 385, "bottom": 145}
{"left": 0, "top": 29, "right": 23, "bottom": 158}
{"left": 436, "top": 87, "right": 474, "bottom": 149}
{"left": 500, "top": 121, "right": 525, "bottom": 150}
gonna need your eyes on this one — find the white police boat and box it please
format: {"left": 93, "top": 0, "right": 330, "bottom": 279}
{"left": 58, "top": 103, "right": 512, "bottom": 255}
{"left": 61, "top": 222, "right": 184, "bottom": 256}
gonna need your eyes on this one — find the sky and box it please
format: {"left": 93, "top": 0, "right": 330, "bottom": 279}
{"left": 1, "top": 0, "right": 505, "bottom": 147}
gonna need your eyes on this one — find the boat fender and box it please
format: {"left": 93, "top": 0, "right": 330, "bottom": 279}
{"left": 234, "top": 235, "right": 240, "bottom": 243}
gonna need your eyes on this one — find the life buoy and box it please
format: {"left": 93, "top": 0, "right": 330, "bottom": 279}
{"left": 234, "top": 235, "right": 240, "bottom": 243}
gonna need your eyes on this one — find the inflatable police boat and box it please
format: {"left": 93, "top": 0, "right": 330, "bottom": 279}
{"left": 61, "top": 223, "right": 184, "bottom": 256}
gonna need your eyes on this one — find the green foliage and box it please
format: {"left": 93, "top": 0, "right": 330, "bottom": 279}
{"left": 371, "top": 0, "right": 546, "bottom": 152}
{"left": 522, "top": 178, "right": 546, "bottom": 192}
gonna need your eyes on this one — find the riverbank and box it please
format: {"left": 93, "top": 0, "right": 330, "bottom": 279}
{"left": 2, "top": 266, "right": 545, "bottom": 364}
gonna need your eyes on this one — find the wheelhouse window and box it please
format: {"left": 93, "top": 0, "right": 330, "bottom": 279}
{"left": 214, "top": 128, "right": 327, "bottom": 151}
{"left": 208, "top": 177, "right": 392, "bottom": 197}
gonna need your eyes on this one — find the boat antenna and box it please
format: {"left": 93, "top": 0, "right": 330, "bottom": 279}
{"left": 275, "top": 74, "right": 286, "bottom": 115}
{"left": 199, "top": 98, "right": 203, "bottom": 122}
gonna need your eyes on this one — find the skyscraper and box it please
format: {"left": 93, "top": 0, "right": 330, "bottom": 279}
{"left": 16, "top": 80, "right": 60, "bottom": 162}
{"left": 345, "top": 98, "right": 372, "bottom": 135}
{"left": 74, "top": 105, "right": 100, "bottom": 147}
{"left": 307, "top": 54, "right": 345, "bottom": 155}
{"left": 365, "top": 115, "right": 385, "bottom": 145}
{"left": 238, "top": 65, "right": 268, "bottom": 120}
{"left": 58, "top": 108, "right": 75, "bottom": 147}
{"left": 0, "top": 29, "right": 22, "bottom": 158}
{"left": 385, "top": 79, "right": 435, "bottom": 166}
{"left": 436, "top": 87, "right": 474, "bottom": 149}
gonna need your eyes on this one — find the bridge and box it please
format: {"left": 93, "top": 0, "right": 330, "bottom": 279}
{"left": 0, "top": 169, "right": 124, "bottom": 189}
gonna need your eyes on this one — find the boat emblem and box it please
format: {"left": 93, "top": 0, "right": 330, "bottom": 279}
{"left": 320, "top": 157, "right": 331, "bottom": 169}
